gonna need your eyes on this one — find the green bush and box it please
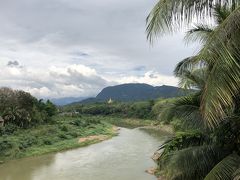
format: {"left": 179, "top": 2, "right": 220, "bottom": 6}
{"left": 61, "top": 125, "right": 69, "bottom": 132}
{"left": 19, "top": 136, "right": 38, "bottom": 149}
{"left": 43, "top": 139, "right": 53, "bottom": 145}
{"left": 0, "top": 127, "right": 4, "bottom": 136}
{"left": 0, "top": 139, "right": 15, "bottom": 154}
{"left": 58, "top": 133, "right": 70, "bottom": 139}
{"left": 1, "top": 124, "right": 19, "bottom": 135}
{"left": 69, "top": 132, "right": 78, "bottom": 138}
{"left": 71, "top": 119, "right": 85, "bottom": 127}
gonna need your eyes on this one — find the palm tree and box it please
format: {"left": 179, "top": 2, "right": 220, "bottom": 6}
{"left": 148, "top": 3, "right": 240, "bottom": 179}
{"left": 147, "top": 0, "right": 240, "bottom": 127}
{"left": 156, "top": 69, "right": 240, "bottom": 179}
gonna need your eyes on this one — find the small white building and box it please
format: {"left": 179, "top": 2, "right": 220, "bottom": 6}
{"left": 108, "top": 98, "right": 113, "bottom": 104}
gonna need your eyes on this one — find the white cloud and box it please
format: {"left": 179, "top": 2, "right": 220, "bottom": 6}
{"left": 0, "top": 63, "right": 109, "bottom": 98}
{"left": 49, "top": 64, "right": 97, "bottom": 77}
{"left": 28, "top": 87, "right": 53, "bottom": 99}
{"left": 112, "top": 71, "right": 179, "bottom": 87}
{"left": 0, "top": 61, "right": 179, "bottom": 98}
{"left": 0, "top": 0, "right": 198, "bottom": 98}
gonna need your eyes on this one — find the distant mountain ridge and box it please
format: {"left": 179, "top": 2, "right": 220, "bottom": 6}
{"left": 51, "top": 97, "right": 86, "bottom": 106}
{"left": 77, "top": 83, "right": 191, "bottom": 104}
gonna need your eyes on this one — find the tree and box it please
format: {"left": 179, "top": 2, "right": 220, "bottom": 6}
{"left": 45, "top": 100, "right": 57, "bottom": 117}
{"left": 0, "top": 88, "right": 57, "bottom": 129}
{"left": 147, "top": 2, "right": 240, "bottom": 178}
{"left": 147, "top": 0, "right": 240, "bottom": 126}
{"left": 157, "top": 69, "right": 240, "bottom": 179}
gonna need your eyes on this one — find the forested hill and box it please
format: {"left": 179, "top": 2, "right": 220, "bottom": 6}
{"left": 78, "top": 83, "right": 191, "bottom": 104}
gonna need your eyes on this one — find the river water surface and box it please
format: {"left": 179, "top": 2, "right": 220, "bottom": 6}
{"left": 0, "top": 128, "right": 169, "bottom": 180}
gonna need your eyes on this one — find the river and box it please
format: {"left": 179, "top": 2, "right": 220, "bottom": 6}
{"left": 0, "top": 127, "right": 169, "bottom": 180}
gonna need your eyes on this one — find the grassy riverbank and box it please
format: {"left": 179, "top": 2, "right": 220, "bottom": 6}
{"left": 105, "top": 117, "right": 154, "bottom": 128}
{"left": 0, "top": 111, "right": 170, "bottom": 164}
{"left": 0, "top": 115, "right": 118, "bottom": 163}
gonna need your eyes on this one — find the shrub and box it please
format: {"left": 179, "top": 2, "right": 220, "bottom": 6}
{"left": 19, "top": 136, "right": 38, "bottom": 149}
{"left": 0, "top": 139, "right": 15, "bottom": 154}
{"left": 43, "top": 139, "right": 53, "bottom": 145}
{"left": 71, "top": 119, "right": 88, "bottom": 127}
{"left": 61, "top": 125, "right": 69, "bottom": 132}
{"left": 58, "top": 133, "right": 69, "bottom": 139}
{"left": 69, "top": 132, "right": 78, "bottom": 138}
{"left": 3, "top": 124, "right": 19, "bottom": 135}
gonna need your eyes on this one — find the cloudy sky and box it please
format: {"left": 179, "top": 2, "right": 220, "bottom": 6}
{"left": 0, "top": 0, "right": 198, "bottom": 99}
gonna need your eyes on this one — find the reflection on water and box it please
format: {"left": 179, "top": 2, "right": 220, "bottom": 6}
{"left": 0, "top": 128, "right": 169, "bottom": 180}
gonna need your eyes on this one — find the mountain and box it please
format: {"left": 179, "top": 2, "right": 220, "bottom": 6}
{"left": 76, "top": 83, "right": 192, "bottom": 104}
{"left": 51, "top": 97, "right": 86, "bottom": 106}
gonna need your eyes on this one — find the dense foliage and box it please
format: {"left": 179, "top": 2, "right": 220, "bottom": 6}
{"left": 0, "top": 115, "right": 115, "bottom": 161}
{"left": 147, "top": 0, "right": 240, "bottom": 179}
{"left": 0, "top": 88, "right": 57, "bottom": 131}
{"left": 63, "top": 100, "right": 157, "bottom": 119}
{"left": 0, "top": 88, "right": 119, "bottom": 162}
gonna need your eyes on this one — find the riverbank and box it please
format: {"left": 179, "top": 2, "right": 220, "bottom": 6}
{"left": 105, "top": 116, "right": 174, "bottom": 180}
{"left": 0, "top": 113, "right": 173, "bottom": 172}
{"left": 105, "top": 117, "right": 155, "bottom": 128}
{"left": 0, "top": 115, "right": 119, "bottom": 163}
{"left": 0, "top": 127, "right": 166, "bottom": 180}
{"left": 141, "top": 124, "right": 174, "bottom": 180}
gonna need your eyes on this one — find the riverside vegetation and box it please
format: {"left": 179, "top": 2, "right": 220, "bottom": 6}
{"left": 2, "top": 83, "right": 234, "bottom": 180}
{"left": 3, "top": 3, "right": 240, "bottom": 178}
{"left": 2, "top": 1, "right": 240, "bottom": 180}
{"left": 0, "top": 86, "right": 179, "bottom": 164}
{"left": 0, "top": 88, "right": 118, "bottom": 162}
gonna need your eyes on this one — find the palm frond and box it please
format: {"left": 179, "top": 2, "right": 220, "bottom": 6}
{"left": 162, "top": 145, "right": 229, "bottom": 180}
{"left": 233, "top": 167, "right": 240, "bottom": 180}
{"left": 214, "top": 3, "right": 233, "bottom": 24}
{"left": 204, "top": 153, "right": 240, "bottom": 180}
{"left": 146, "top": 0, "right": 240, "bottom": 41}
{"left": 160, "top": 93, "right": 206, "bottom": 129}
{"left": 159, "top": 131, "right": 210, "bottom": 154}
{"left": 196, "top": 6, "right": 240, "bottom": 127}
{"left": 178, "top": 68, "right": 207, "bottom": 90}
{"left": 184, "top": 24, "right": 213, "bottom": 44}
{"left": 184, "top": 3, "right": 234, "bottom": 44}
{"left": 174, "top": 56, "right": 204, "bottom": 77}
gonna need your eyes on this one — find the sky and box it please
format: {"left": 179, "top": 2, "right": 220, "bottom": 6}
{"left": 0, "top": 0, "right": 198, "bottom": 99}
